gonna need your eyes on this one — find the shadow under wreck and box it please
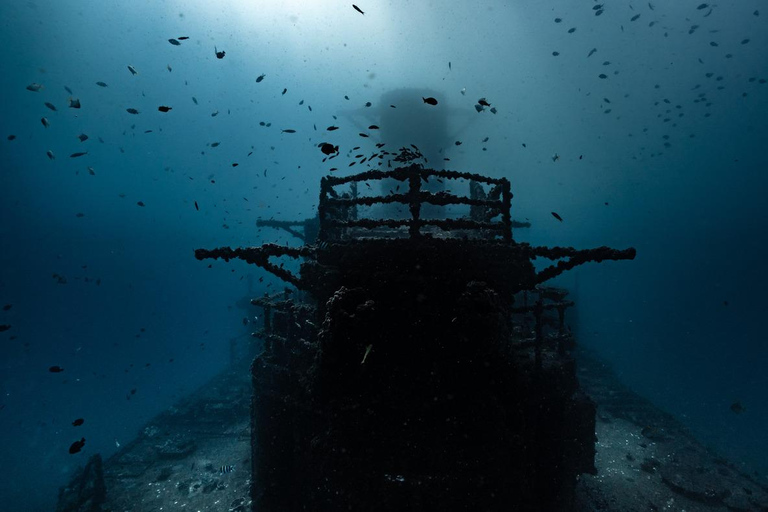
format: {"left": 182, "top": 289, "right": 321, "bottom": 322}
{"left": 195, "top": 164, "right": 636, "bottom": 511}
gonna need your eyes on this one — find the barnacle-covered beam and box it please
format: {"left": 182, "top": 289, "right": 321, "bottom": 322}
{"left": 194, "top": 244, "right": 315, "bottom": 289}
{"left": 526, "top": 245, "right": 637, "bottom": 284}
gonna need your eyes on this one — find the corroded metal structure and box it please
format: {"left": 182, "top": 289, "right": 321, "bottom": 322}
{"left": 195, "top": 164, "right": 636, "bottom": 511}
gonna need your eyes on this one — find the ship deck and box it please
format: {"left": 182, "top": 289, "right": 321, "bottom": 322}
{"left": 57, "top": 345, "right": 768, "bottom": 512}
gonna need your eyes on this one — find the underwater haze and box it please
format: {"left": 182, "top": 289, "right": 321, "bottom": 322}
{"left": 1, "top": 0, "right": 767, "bottom": 510}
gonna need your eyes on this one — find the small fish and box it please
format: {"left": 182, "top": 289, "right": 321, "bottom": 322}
{"left": 46, "top": 150, "right": 55, "bottom": 160}
{"left": 69, "top": 438, "right": 86, "bottom": 454}
{"left": 422, "top": 97, "right": 438, "bottom": 105}
{"left": 454, "top": 141, "right": 462, "bottom": 146}
{"left": 26, "top": 83, "right": 44, "bottom": 92}
{"left": 696, "top": 3, "right": 708, "bottom": 10}
{"left": 2, "top": 305, "right": 11, "bottom": 311}
{"left": 96, "top": 81, "right": 108, "bottom": 87}
{"left": 552, "top": 51, "right": 560, "bottom": 56}
{"left": 220, "top": 465, "right": 235, "bottom": 474}
{"left": 281, "top": 129, "right": 296, "bottom": 133}
{"left": 69, "top": 98, "right": 81, "bottom": 109}
{"left": 365, "top": 101, "right": 372, "bottom": 107}
{"left": 210, "top": 142, "right": 220, "bottom": 147}
{"left": 630, "top": 14, "right": 640, "bottom": 21}
{"left": 353, "top": 4, "right": 364, "bottom": 15}
{"left": 554, "top": 17, "right": 562, "bottom": 23}
{"left": 64, "top": 86, "right": 73, "bottom": 94}
{"left": 137, "top": 201, "right": 145, "bottom": 207}
{"left": 41, "top": 117, "right": 50, "bottom": 128}
{"left": 215, "top": 46, "right": 226, "bottom": 59}
{"left": 588, "top": 48, "right": 597, "bottom": 57}
{"left": 194, "top": 201, "right": 199, "bottom": 211}
{"left": 598, "top": 73, "right": 608, "bottom": 79}
{"left": 361, "top": 344, "right": 373, "bottom": 364}
{"left": 127, "top": 65, "right": 138, "bottom": 75}
{"left": 70, "top": 152, "right": 88, "bottom": 158}
{"left": 448, "top": 61, "right": 451, "bottom": 70}
{"left": 87, "top": 167, "right": 95, "bottom": 175}
{"left": 482, "top": 137, "right": 489, "bottom": 142}
{"left": 320, "top": 143, "right": 338, "bottom": 155}
{"left": 368, "top": 124, "right": 379, "bottom": 129}
{"left": 551, "top": 211, "right": 563, "bottom": 221}
{"left": 178, "top": 36, "right": 189, "bottom": 40}
{"left": 49, "top": 365, "right": 64, "bottom": 373}
{"left": 192, "top": 97, "right": 198, "bottom": 105}
{"left": 478, "top": 98, "right": 491, "bottom": 107}
{"left": 730, "top": 401, "right": 745, "bottom": 414}
{"left": 72, "top": 418, "right": 84, "bottom": 427}
{"left": 168, "top": 38, "right": 181, "bottom": 45}
{"left": 0, "top": 324, "right": 10, "bottom": 332}
{"left": 552, "top": 153, "right": 560, "bottom": 162}
{"left": 282, "top": 88, "right": 287, "bottom": 95}
{"left": 460, "top": 87, "right": 466, "bottom": 95}
{"left": 567, "top": 27, "right": 576, "bottom": 33}
{"left": 158, "top": 106, "right": 172, "bottom": 112}
{"left": 359, "top": 132, "right": 369, "bottom": 138}
{"left": 327, "top": 125, "right": 339, "bottom": 131}
{"left": 44, "top": 102, "right": 57, "bottom": 111}
{"left": 126, "top": 108, "right": 139, "bottom": 114}
{"left": 7, "top": 135, "right": 16, "bottom": 141}
{"left": 256, "top": 74, "right": 266, "bottom": 83}
{"left": 167, "top": 64, "right": 173, "bottom": 72}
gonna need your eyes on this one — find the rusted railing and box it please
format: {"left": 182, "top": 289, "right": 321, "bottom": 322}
{"left": 318, "top": 164, "right": 513, "bottom": 242}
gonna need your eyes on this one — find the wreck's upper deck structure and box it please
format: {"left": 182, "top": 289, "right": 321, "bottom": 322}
{"left": 198, "top": 163, "right": 634, "bottom": 297}
{"left": 192, "top": 163, "right": 637, "bottom": 511}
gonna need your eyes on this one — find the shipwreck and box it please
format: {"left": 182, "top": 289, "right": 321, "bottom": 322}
{"left": 194, "top": 162, "right": 636, "bottom": 511}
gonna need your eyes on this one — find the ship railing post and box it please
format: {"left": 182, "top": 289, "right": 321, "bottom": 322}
{"left": 557, "top": 305, "right": 567, "bottom": 355}
{"left": 534, "top": 297, "right": 543, "bottom": 370}
{"left": 318, "top": 176, "right": 329, "bottom": 241}
{"left": 408, "top": 165, "right": 422, "bottom": 238}
{"left": 501, "top": 179, "right": 512, "bottom": 242}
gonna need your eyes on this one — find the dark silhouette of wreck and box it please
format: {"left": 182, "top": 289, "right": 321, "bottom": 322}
{"left": 195, "top": 163, "right": 636, "bottom": 511}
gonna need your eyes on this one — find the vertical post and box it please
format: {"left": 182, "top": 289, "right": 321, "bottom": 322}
{"left": 557, "top": 305, "right": 567, "bottom": 355}
{"left": 501, "top": 179, "right": 512, "bottom": 242}
{"left": 534, "top": 297, "right": 543, "bottom": 370}
{"left": 407, "top": 165, "right": 422, "bottom": 238}
{"left": 264, "top": 303, "right": 272, "bottom": 333}
{"left": 318, "top": 177, "right": 329, "bottom": 241}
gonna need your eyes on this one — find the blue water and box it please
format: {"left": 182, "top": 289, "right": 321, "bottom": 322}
{"left": 1, "top": 1, "right": 767, "bottom": 509}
